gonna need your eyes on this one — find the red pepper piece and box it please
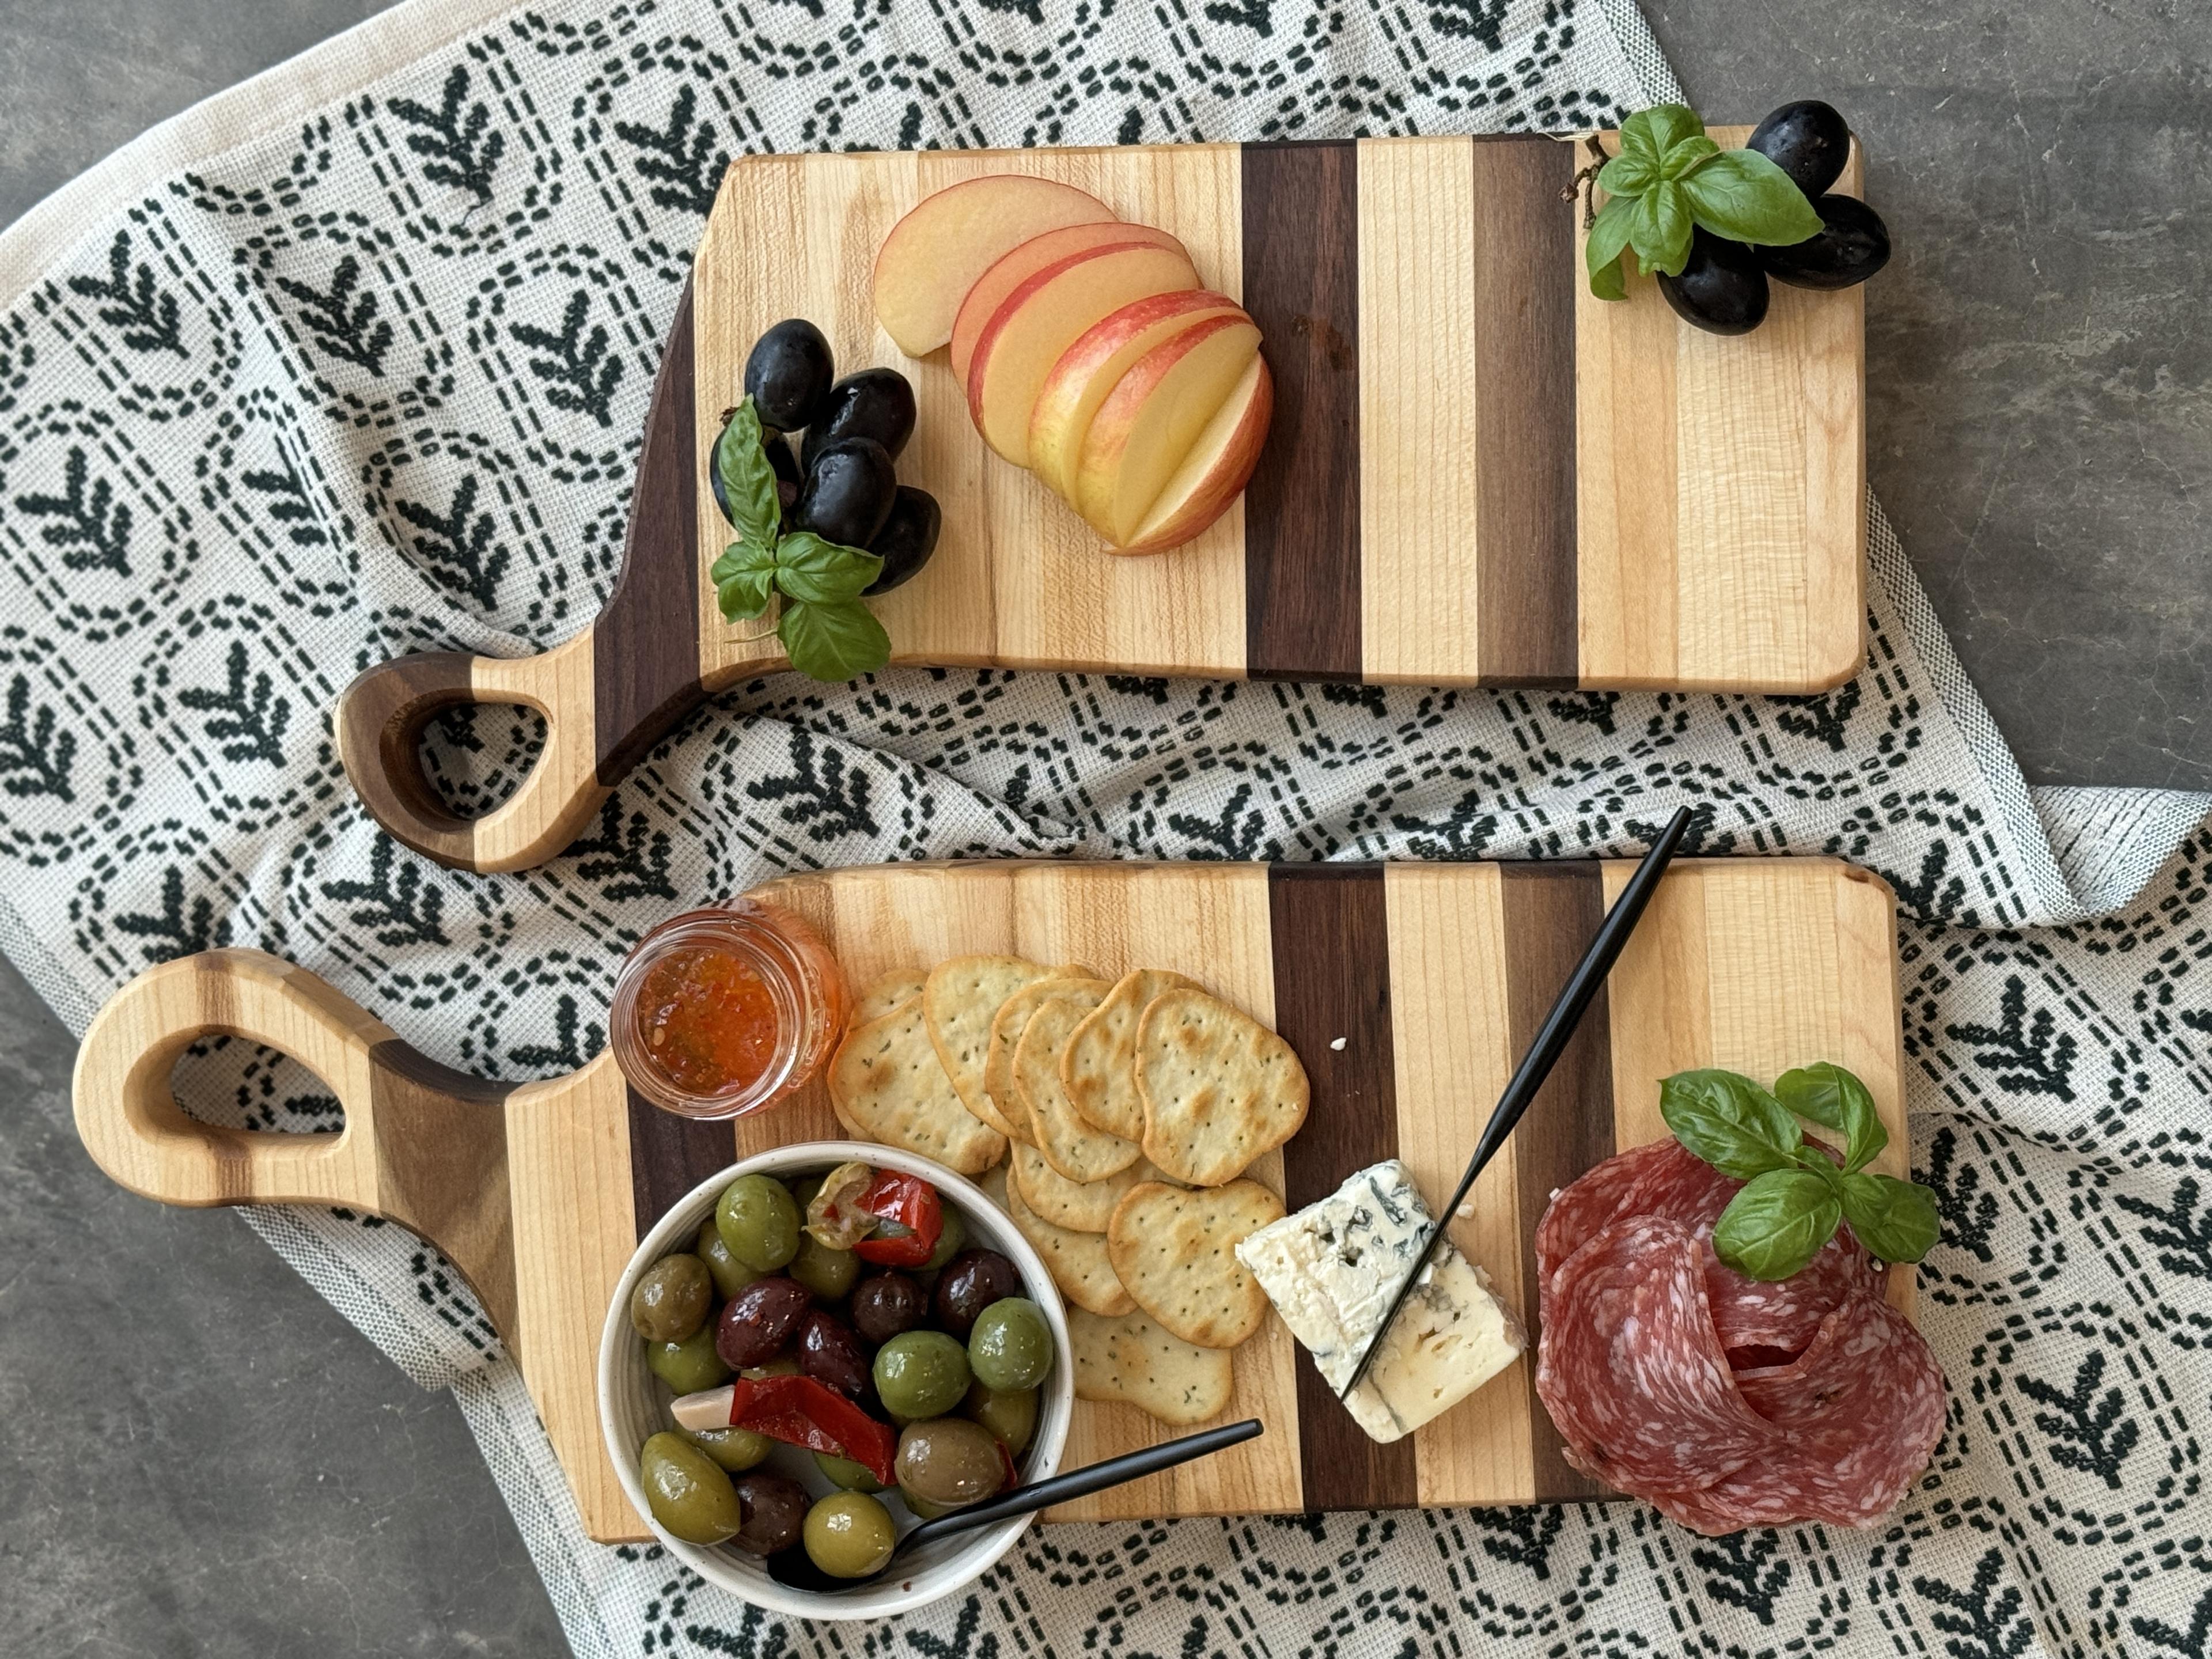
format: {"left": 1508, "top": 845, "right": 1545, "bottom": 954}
{"left": 724, "top": 1374, "right": 898, "bottom": 1486}
{"left": 851, "top": 1169, "right": 944, "bottom": 1267}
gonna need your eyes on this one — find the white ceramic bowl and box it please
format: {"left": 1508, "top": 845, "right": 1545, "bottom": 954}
{"left": 599, "top": 1142, "right": 1074, "bottom": 1620}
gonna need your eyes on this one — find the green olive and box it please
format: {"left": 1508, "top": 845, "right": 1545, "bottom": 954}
{"left": 922, "top": 1205, "right": 968, "bottom": 1272}
{"left": 961, "top": 1379, "right": 1039, "bottom": 1458}
{"left": 789, "top": 1173, "right": 824, "bottom": 1211}
{"left": 903, "top": 1491, "right": 961, "bottom": 1520}
{"left": 683, "top": 1426, "right": 771, "bottom": 1472}
{"left": 872, "top": 1328, "right": 971, "bottom": 1422}
{"left": 717, "top": 1173, "right": 801, "bottom": 1272}
{"left": 629, "top": 1253, "right": 713, "bottom": 1343}
{"left": 639, "top": 1431, "right": 744, "bottom": 1544}
{"left": 895, "top": 1416, "right": 1007, "bottom": 1507}
{"left": 812, "top": 1450, "right": 886, "bottom": 1493}
{"left": 789, "top": 1232, "right": 861, "bottom": 1301}
{"left": 695, "top": 1218, "right": 761, "bottom": 1300}
{"left": 645, "top": 1324, "right": 730, "bottom": 1394}
{"left": 968, "top": 1297, "right": 1053, "bottom": 1392}
{"left": 802, "top": 1490, "right": 897, "bottom": 1579}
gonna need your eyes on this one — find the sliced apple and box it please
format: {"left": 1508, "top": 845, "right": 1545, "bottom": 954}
{"left": 1113, "top": 354, "right": 1273, "bottom": 554}
{"left": 1027, "top": 290, "right": 1247, "bottom": 500}
{"left": 965, "top": 241, "right": 1203, "bottom": 465}
{"left": 872, "top": 176, "right": 1115, "bottom": 358}
{"left": 948, "top": 220, "right": 1184, "bottom": 388}
{"left": 1071, "top": 313, "right": 1263, "bottom": 545}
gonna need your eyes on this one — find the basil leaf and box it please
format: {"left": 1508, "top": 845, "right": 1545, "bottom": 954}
{"left": 1619, "top": 103, "right": 1705, "bottom": 166}
{"left": 1678, "top": 148, "right": 1825, "bottom": 247}
{"left": 1775, "top": 1060, "right": 1888, "bottom": 1174}
{"left": 1586, "top": 197, "right": 1637, "bottom": 301}
{"left": 1660, "top": 1068, "right": 1802, "bottom": 1181}
{"left": 1597, "top": 152, "right": 1654, "bottom": 199}
{"left": 711, "top": 539, "right": 778, "bottom": 620}
{"left": 777, "top": 596, "right": 891, "bottom": 683}
{"left": 713, "top": 397, "right": 782, "bottom": 546}
{"left": 1839, "top": 1172, "right": 1940, "bottom": 1264}
{"left": 774, "top": 531, "right": 884, "bottom": 607}
{"left": 1627, "top": 180, "right": 1693, "bottom": 277}
{"left": 1713, "top": 1168, "right": 1842, "bottom": 1282}
{"left": 1658, "top": 134, "right": 1721, "bottom": 181}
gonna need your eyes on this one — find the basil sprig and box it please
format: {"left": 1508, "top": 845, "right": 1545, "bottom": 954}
{"left": 1584, "top": 103, "right": 1825, "bottom": 301}
{"left": 707, "top": 397, "right": 890, "bottom": 683}
{"left": 1659, "top": 1061, "right": 1940, "bottom": 1281}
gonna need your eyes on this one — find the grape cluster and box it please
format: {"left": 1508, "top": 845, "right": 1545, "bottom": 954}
{"left": 1661, "top": 102, "right": 1893, "bottom": 338}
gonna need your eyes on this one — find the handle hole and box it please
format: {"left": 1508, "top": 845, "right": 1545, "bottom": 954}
{"left": 418, "top": 702, "right": 548, "bottom": 820}
{"left": 171, "top": 1036, "right": 347, "bottom": 1136}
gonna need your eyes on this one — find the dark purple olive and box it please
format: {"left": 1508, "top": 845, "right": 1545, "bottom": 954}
{"left": 933, "top": 1249, "right": 1022, "bottom": 1340}
{"left": 792, "top": 435, "right": 897, "bottom": 550}
{"left": 850, "top": 1271, "right": 927, "bottom": 1345}
{"left": 1657, "top": 229, "right": 1770, "bottom": 336}
{"left": 708, "top": 419, "right": 800, "bottom": 532}
{"left": 863, "top": 487, "right": 941, "bottom": 596}
{"left": 801, "top": 368, "right": 918, "bottom": 469}
{"left": 715, "top": 1275, "right": 810, "bottom": 1369}
{"left": 1746, "top": 100, "right": 1853, "bottom": 199}
{"left": 798, "top": 1309, "right": 872, "bottom": 1399}
{"left": 744, "top": 319, "right": 835, "bottom": 431}
{"left": 730, "top": 1471, "right": 809, "bottom": 1555}
{"left": 1760, "top": 195, "right": 1891, "bottom": 291}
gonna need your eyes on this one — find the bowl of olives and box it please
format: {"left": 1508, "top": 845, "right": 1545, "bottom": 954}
{"left": 597, "top": 1141, "right": 1073, "bottom": 1619}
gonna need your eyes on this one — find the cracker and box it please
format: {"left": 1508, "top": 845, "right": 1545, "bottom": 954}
{"left": 1001, "top": 1168, "right": 1134, "bottom": 1315}
{"left": 1017, "top": 988, "right": 1142, "bottom": 1184}
{"left": 1063, "top": 969, "right": 1199, "bottom": 1139}
{"left": 853, "top": 967, "right": 926, "bottom": 1026}
{"left": 1107, "top": 1180, "right": 1283, "bottom": 1348}
{"left": 1070, "top": 1308, "right": 1234, "bottom": 1426}
{"left": 984, "top": 976, "right": 1097, "bottom": 1146}
{"left": 1137, "top": 990, "right": 1310, "bottom": 1187}
{"left": 1009, "top": 1143, "right": 1168, "bottom": 1233}
{"left": 828, "top": 995, "right": 1006, "bottom": 1175}
{"left": 925, "top": 956, "right": 1089, "bottom": 1145}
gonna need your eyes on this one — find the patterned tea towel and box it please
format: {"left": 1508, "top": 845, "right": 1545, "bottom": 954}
{"left": 3, "top": 1, "right": 2209, "bottom": 1654}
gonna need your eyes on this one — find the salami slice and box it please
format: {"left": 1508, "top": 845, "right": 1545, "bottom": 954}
{"left": 1535, "top": 1217, "right": 1775, "bottom": 1494}
{"left": 1645, "top": 1295, "right": 1947, "bottom": 1535}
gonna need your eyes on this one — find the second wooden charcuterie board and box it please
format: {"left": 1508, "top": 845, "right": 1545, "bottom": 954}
{"left": 336, "top": 132, "right": 1867, "bottom": 875}
{"left": 72, "top": 855, "right": 1905, "bottom": 1541}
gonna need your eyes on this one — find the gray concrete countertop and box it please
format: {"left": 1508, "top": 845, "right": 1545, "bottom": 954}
{"left": 3, "top": 1, "right": 2207, "bottom": 1654}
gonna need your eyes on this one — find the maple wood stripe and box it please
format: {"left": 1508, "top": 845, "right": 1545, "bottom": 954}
{"left": 595, "top": 279, "right": 709, "bottom": 785}
{"left": 1267, "top": 862, "right": 1417, "bottom": 1511}
{"left": 1240, "top": 140, "right": 1361, "bottom": 682}
{"left": 626, "top": 1086, "right": 740, "bottom": 1241}
{"left": 1471, "top": 137, "right": 1580, "bottom": 688}
{"left": 1498, "top": 863, "right": 1616, "bottom": 1501}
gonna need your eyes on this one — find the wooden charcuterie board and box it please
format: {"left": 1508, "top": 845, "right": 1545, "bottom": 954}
{"left": 71, "top": 855, "right": 1904, "bottom": 1540}
{"left": 335, "top": 134, "right": 1868, "bottom": 875}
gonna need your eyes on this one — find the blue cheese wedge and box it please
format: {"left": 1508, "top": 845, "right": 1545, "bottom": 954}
{"left": 1234, "top": 1159, "right": 1525, "bottom": 1442}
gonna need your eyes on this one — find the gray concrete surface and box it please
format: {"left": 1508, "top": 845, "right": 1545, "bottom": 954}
{"left": 2, "top": 1, "right": 2209, "bottom": 1656}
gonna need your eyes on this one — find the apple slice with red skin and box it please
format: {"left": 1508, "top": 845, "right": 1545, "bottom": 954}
{"left": 1027, "top": 290, "right": 1247, "bottom": 501}
{"left": 948, "top": 221, "right": 1184, "bottom": 388}
{"left": 1111, "top": 353, "right": 1274, "bottom": 555}
{"left": 871, "top": 175, "right": 1115, "bottom": 358}
{"left": 1071, "top": 313, "right": 1263, "bottom": 544}
{"left": 964, "top": 241, "right": 1203, "bottom": 465}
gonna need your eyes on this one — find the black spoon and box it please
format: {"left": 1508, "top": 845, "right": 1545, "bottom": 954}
{"left": 767, "top": 1418, "right": 1264, "bottom": 1593}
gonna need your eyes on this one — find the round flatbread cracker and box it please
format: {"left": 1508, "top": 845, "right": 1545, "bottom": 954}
{"left": 1009, "top": 1142, "right": 1168, "bottom": 1233}
{"left": 1017, "top": 988, "right": 1141, "bottom": 1184}
{"left": 828, "top": 995, "right": 1006, "bottom": 1174}
{"left": 1001, "top": 1168, "right": 1135, "bottom": 1315}
{"left": 1069, "top": 1308, "right": 1233, "bottom": 1426}
{"left": 1062, "top": 969, "right": 1199, "bottom": 1139}
{"left": 984, "top": 976, "right": 1097, "bottom": 1146}
{"left": 853, "top": 967, "right": 927, "bottom": 1026}
{"left": 1106, "top": 1179, "right": 1283, "bottom": 1348}
{"left": 1137, "top": 989, "right": 1310, "bottom": 1187}
{"left": 924, "top": 956, "right": 1091, "bottom": 1144}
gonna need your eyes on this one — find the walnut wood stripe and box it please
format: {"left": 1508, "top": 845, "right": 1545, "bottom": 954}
{"left": 1498, "top": 863, "right": 1615, "bottom": 1500}
{"left": 594, "top": 279, "right": 709, "bottom": 785}
{"left": 1471, "top": 138, "right": 1580, "bottom": 688}
{"left": 1267, "top": 862, "right": 1416, "bottom": 1511}
{"left": 367, "top": 1040, "right": 520, "bottom": 1342}
{"left": 626, "top": 1087, "right": 738, "bottom": 1241}
{"left": 1240, "top": 141, "right": 1361, "bottom": 682}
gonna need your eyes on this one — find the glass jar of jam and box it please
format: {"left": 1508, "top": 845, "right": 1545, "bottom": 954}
{"left": 609, "top": 900, "right": 850, "bottom": 1119}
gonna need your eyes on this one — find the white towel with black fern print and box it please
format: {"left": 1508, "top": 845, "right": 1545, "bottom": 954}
{"left": 3, "top": 1, "right": 2210, "bottom": 1655}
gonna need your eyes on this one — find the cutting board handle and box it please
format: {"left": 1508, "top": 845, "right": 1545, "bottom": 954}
{"left": 334, "top": 630, "right": 610, "bottom": 873}
{"left": 74, "top": 948, "right": 429, "bottom": 1210}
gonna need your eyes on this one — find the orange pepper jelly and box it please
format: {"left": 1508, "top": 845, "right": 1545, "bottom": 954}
{"left": 609, "top": 901, "right": 849, "bottom": 1119}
